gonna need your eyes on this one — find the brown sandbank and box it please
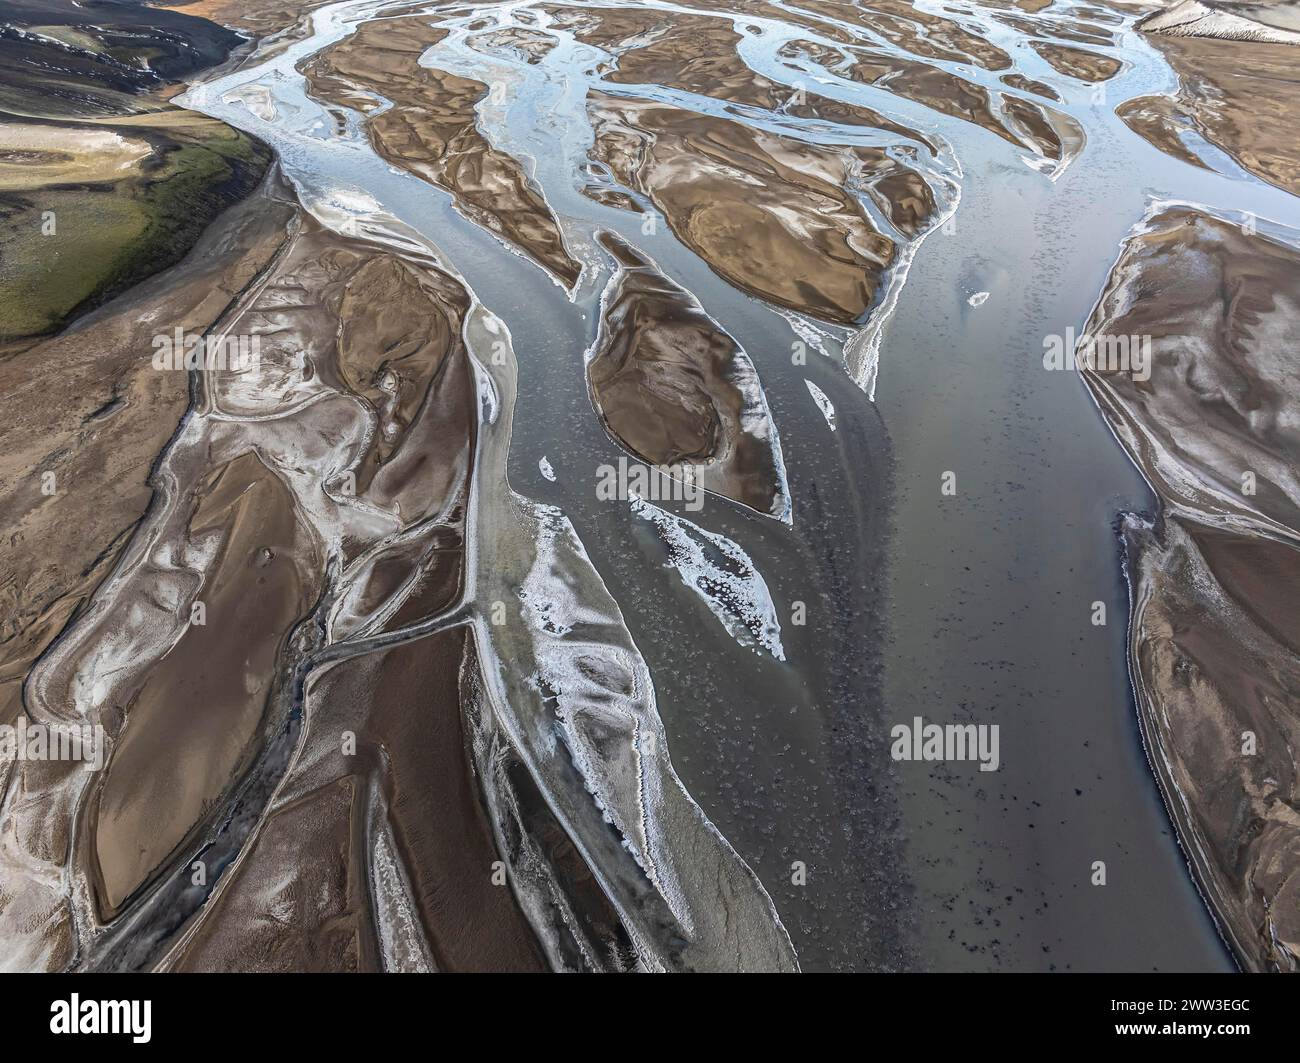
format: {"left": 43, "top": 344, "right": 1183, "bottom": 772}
{"left": 1081, "top": 206, "right": 1300, "bottom": 970}
{"left": 1121, "top": 31, "right": 1300, "bottom": 196}
{"left": 587, "top": 93, "right": 934, "bottom": 324}
{"left": 299, "top": 15, "right": 582, "bottom": 286}
{"left": 588, "top": 231, "right": 787, "bottom": 517}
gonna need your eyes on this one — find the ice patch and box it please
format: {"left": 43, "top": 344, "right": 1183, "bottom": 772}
{"left": 804, "top": 379, "right": 836, "bottom": 431}
{"left": 631, "top": 495, "right": 785, "bottom": 660}
{"left": 220, "top": 83, "right": 278, "bottom": 122}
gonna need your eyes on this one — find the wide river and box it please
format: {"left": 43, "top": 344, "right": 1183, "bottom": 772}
{"left": 172, "top": 0, "right": 1300, "bottom": 969}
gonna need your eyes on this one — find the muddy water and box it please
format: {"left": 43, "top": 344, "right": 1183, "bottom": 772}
{"left": 32, "top": 0, "right": 1298, "bottom": 968}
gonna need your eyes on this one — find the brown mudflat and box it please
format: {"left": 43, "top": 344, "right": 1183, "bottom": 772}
{"left": 1000, "top": 91, "right": 1078, "bottom": 161}
{"left": 1029, "top": 40, "right": 1123, "bottom": 80}
{"left": 974, "top": 0, "right": 1059, "bottom": 12}
{"left": 138, "top": 211, "right": 516, "bottom": 968}
{"left": 587, "top": 231, "right": 786, "bottom": 516}
{"left": 783, "top": 40, "right": 1083, "bottom": 159}
{"left": 90, "top": 450, "right": 319, "bottom": 916}
{"left": 990, "top": 7, "right": 1119, "bottom": 45}
{"left": 1121, "top": 33, "right": 1300, "bottom": 196}
{"left": 1125, "top": 516, "right": 1300, "bottom": 971}
{"left": 1082, "top": 207, "right": 1300, "bottom": 535}
{"left": 0, "top": 175, "right": 491, "bottom": 967}
{"left": 1000, "top": 72, "right": 1062, "bottom": 101}
{"left": 169, "top": 629, "right": 549, "bottom": 972}
{"left": 1082, "top": 206, "right": 1300, "bottom": 970}
{"left": 542, "top": 4, "right": 937, "bottom": 147}
{"left": 0, "top": 171, "right": 294, "bottom": 730}
{"left": 1115, "top": 92, "right": 1214, "bottom": 171}
{"left": 299, "top": 15, "right": 582, "bottom": 286}
{"left": 788, "top": 0, "right": 1012, "bottom": 68}
{"left": 469, "top": 25, "right": 558, "bottom": 64}
{"left": 587, "top": 94, "right": 914, "bottom": 324}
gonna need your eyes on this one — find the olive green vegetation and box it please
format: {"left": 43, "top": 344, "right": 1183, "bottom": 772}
{"left": 0, "top": 193, "right": 148, "bottom": 338}
{"left": 0, "top": 115, "right": 271, "bottom": 342}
